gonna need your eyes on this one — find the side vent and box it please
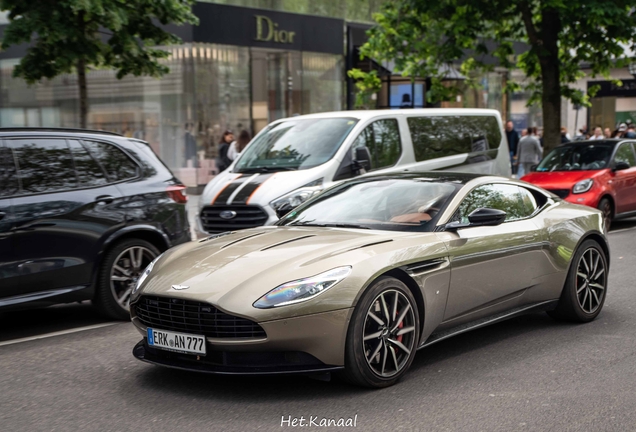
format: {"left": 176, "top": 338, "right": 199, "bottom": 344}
{"left": 403, "top": 258, "right": 448, "bottom": 276}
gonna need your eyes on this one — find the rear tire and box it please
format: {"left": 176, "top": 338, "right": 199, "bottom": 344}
{"left": 598, "top": 198, "right": 612, "bottom": 232}
{"left": 341, "top": 277, "right": 420, "bottom": 388}
{"left": 93, "top": 238, "right": 160, "bottom": 320}
{"left": 548, "top": 239, "right": 608, "bottom": 323}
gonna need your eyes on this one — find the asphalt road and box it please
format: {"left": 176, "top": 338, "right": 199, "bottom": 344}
{"left": 2, "top": 220, "right": 636, "bottom": 431}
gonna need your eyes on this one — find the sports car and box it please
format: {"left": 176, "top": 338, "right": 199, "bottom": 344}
{"left": 130, "top": 172, "right": 609, "bottom": 388}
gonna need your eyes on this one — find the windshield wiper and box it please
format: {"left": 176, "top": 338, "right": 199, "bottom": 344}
{"left": 237, "top": 166, "right": 297, "bottom": 174}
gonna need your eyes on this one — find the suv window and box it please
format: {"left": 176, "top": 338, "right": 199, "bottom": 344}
{"left": 352, "top": 119, "right": 401, "bottom": 170}
{"left": 82, "top": 140, "right": 138, "bottom": 181}
{"left": 7, "top": 138, "right": 78, "bottom": 194}
{"left": 68, "top": 140, "right": 108, "bottom": 187}
{"left": 614, "top": 142, "right": 636, "bottom": 167}
{"left": 0, "top": 144, "right": 18, "bottom": 196}
{"left": 407, "top": 115, "right": 502, "bottom": 162}
{"left": 455, "top": 183, "right": 535, "bottom": 223}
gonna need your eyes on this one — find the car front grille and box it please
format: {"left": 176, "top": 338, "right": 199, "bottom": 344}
{"left": 546, "top": 188, "right": 570, "bottom": 199}
{"left": 133, "top": 295, "right": 266, "bottom": 339}
{"left": 200, "top": 204, "right": 269, "bottom": 233}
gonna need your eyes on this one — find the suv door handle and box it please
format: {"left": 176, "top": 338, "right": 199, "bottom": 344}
{"left": 95, "top": 195, "right": 115, "bottom": 205}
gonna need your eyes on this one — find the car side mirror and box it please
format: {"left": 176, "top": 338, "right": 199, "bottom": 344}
{"left": 353, "top": 146, "right": 372, "bottom": 172}
{"left": 445, "top": 208, "right": 507, "bottom": 231}
{"left": 613, "top": 161, "right": 630, "bottom": 171}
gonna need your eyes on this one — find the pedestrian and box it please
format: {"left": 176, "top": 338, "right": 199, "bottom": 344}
{"left": 604, "top": 127, "right": 612, "bottom": 139}
{"left": 516, "top": 127, "right": 543, "bottom": 178}
{"left": 561, "top": 127, "right": 570, "bottom": 144}
{"left": 625, "top": 124, "right": 636, "bottom": 139}
{"left": 227, "top": 129, "right": 251, "bottom": 161}
{"left": 505, "top": 120, "right": 520, "bottom": 174}
{"left": 184, "top": 123, "right": 198, "bottom": 168}
{"left": 216, "top": 130, "right": 234, "bottom": 173}
{"left": 589, "top": 126, "right": 604, "bottom": 140}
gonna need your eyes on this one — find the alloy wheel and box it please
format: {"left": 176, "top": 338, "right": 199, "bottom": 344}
{"left": 362, "top": 289, "right": 416, "bottom": 378}
{"left": 576, "top": 248, "right": 606, "bottom": 314}
{"left": 110, "top": 246, "right": 157, "bottom": 310}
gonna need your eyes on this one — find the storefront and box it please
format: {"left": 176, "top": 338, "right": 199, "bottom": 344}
{"left": 0, "top": 2, "right": 377, "bottom": 189}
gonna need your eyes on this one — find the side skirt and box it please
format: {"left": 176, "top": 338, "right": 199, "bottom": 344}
{"left": 419, "top": 299, "right": 559, "bottom": 350}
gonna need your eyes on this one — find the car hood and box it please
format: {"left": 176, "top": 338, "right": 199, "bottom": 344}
{"left": 133, "top": 226, "right": 443, "bottom": 321}
{"left": 521, "top": 170, "right": 606, "bottom": 189}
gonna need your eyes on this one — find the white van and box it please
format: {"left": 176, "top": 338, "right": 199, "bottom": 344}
{"left": 197, "top": 108, "right": 511, "bottom": 234}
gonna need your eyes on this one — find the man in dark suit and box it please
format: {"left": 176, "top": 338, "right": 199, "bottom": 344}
{"left": 505, "top": 120, "right": 520, "bottom": 174}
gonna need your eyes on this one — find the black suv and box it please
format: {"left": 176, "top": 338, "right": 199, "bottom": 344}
{"left": 0, "top": 128, "right": 190, "bottom": 319}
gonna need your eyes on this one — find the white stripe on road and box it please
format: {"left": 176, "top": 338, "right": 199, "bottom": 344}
{"left": 0, "top": 322, "right": 120, "bottom": 347}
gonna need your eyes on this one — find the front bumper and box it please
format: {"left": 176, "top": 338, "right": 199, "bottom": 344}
{"left": 131, "top": 308, "right": 352, "bottom": 374}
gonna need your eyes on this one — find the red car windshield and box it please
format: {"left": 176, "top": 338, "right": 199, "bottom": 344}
{"left": 536, "top": 143, "right": 614, "bottom": 172}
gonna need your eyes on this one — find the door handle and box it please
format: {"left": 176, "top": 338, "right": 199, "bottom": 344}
{"left": 95, "top": 195, "right": 115, "bottom": 205}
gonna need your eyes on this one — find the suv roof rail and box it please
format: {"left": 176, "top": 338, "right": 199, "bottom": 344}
{"left": 0, "top": 127, "right": 122, "bottom": 137}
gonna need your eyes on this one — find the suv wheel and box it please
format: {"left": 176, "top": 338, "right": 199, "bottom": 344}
{"left": 94, "top": 238, "right": 160, "bottom": 320}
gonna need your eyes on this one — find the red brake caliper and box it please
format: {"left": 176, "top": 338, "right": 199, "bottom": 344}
{"left": 396, "top": 309, "right": 404, "bottom": 343}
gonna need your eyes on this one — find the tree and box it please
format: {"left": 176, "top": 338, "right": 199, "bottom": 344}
{"left": 0, "top": 0, "right": 198, "bottom": 128}
{"left": 351, "top": 0, "right": 636, "bottom": 150}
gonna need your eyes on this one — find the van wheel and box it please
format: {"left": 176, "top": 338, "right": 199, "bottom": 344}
{"left": 93, "top": 239, "right": 160, "bottom": 320}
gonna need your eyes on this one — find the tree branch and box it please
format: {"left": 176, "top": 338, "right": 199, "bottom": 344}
{"left": 518, "top": 1, "right": 541, "bottom": 47}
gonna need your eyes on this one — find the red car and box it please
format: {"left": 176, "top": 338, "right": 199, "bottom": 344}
{"left": 521, "top": 139, "right": 636, "bottom": 231}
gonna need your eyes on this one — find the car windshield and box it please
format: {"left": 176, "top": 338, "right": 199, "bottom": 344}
{"left": 277, "top": 177, "right": 460, "bottom": 232}
{"left": 233, "top": 118, "right": 358, "bottom": 173}
{"left": 536, "top": 142, "right": 614, "bottom": 172}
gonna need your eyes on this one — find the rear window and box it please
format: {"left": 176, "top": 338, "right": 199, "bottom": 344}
{"left": 407, "top": 115, "right": 502, "bottom": 162}
{"left": 82, "top": 140, "right": 138, "bottom": 182}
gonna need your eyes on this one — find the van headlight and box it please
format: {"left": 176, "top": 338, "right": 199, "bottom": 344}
{"left": 253, "top": 266, "right": 352, "bottom": 308}
{"left": 573, "top": 179, "right": 593, "bottom": 194}
{"left": 270, "top": 179, "right": 323, "bottom": 217}
{"left": 133, "top": 254, "right": 162, "bottom": 295}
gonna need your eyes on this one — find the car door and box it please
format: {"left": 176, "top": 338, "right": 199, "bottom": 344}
{"left": 0, "top": 141, "right": 19, "bottom": 300}
{"left": 7, "top": 137, "right": 126, "bottom": 296}
{"left": 612, "top": 142, "right": 636, "bottom": 213}
{"left": 436, "top": 183, "right": 548, "bottom": 325}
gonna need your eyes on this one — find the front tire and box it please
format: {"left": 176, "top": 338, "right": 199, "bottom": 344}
{"left": 93, "top": 238, "right": 160, "bottom": 320}
{"left": 548, "top": 239, "right": 608, "bottom": 322}
{"left": 342, "top": 277, "right": 420, "bottom": 388}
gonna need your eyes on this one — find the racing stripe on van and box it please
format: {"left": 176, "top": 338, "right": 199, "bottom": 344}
{"left": 210, "top": 175, "right": 246, "bottom": 204}
{"left": 233, "top": 174, "right": 274, "bottom": 204}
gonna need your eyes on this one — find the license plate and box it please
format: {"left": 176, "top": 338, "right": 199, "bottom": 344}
{"left": 147, "top": 327, "right": 206, "bottom": 356}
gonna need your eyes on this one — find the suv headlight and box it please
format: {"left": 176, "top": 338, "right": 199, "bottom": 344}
{"left": 253, "top": 266, "right": 352, "bottom": 308}
{"left": 133, "top": 254, "right": 162, "bottom": 295}
{"left": 573, "top": 179, "right": 593, "bottom": 194}
{"left": 270, "top": 179, "right": 323, "bottom": 217}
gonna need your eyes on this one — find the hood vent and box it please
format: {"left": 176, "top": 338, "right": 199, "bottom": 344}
{"left": 261, "top": 235, "right": 316, "bottom": 251}
{"left": 220, "top": 231, "right": 266, "bottom": 249}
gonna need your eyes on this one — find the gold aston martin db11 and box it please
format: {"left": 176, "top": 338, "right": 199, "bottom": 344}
{"left": 130, "top": 172, "right": 609, "bottom": 388}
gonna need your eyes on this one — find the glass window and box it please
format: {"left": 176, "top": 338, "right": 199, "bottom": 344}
{"left": 455, "top": 184, "right": 535, "bottom": 223}
{"left": 0, "top": 144, "right": 18, "bottom": 196}
{"left": 407, "top": 115, "right": 502, "bottom": 162}
{"left": 278, "top": 178, "right": 459, "bottom": 232}
{"left": 352, "top": 119, "right": 401, "bottom": 170}
{"left": 537, "top": 143, "right": 614, "bottom": 172}
{"left": 68, "top": 140, "right": 108, "bottom": 187}
{"left": 234, "top": 118, "right": 357, "bottom": 172}
{"left": 82, "top": 140, "right": 138, "bottom": 182}
{"left": 614, "top": 142, "right": 636, "bottom": 167}
{"left": 8, "top": 139, "right": 78, "bottom": 194}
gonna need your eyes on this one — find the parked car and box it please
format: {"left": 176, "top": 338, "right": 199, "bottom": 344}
{"left": 521, "top": 139, "right": 636, "bottom": 231}
{"left": 132, "top": 171, "right": 608, "bottom": 388}
{"left": 197, "top": 109, "right": 511, "bottom": 235}
{"left": 0, "top": 128, "right": 190, "bottom": 319}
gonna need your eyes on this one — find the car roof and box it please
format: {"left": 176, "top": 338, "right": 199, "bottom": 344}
{"left": 350, "top": 171, "right": 489, "bottom": 184}
{"left": 0, "top": 127, "right": 123, "bottom": 138}
{"left": 273, "top": 108, "right": 502, "bottom": 122}
{"left": 558, "top": 139, "right": 619, "bottom": 146}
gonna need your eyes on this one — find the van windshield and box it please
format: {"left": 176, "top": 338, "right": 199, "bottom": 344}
{"left": 233, "top": 118, "right": 358, "bottom": 173}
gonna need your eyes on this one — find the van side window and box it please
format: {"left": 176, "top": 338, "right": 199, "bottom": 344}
{"left": 7, "top": 139, "right": 78, "bottom": 194}
{"left": 352, "top": 119, "right": 401, "bottom": 170}
{"left": 407, "top": 116, "right": 502, "bottom": 162}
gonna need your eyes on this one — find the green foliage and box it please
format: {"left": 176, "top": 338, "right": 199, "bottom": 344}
{"left": 347, "top": 69, "right": 381, "bottom": 109}
{"left": 0, "top": 0, "right": 198, "bottom": 83}
{"left": 354, "top": 0, "right": 636, "bottom": 107}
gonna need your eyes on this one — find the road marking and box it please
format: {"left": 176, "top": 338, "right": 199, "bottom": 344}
{"left": 0, "top": 322, "right": 120, "bottom": 347}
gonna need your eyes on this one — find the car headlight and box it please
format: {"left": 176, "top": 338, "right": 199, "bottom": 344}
{"left": 573, "top": 179, "right": 594, "bottom": 194}
{"left": 133, "top": 254, "right": 162, "bottom": 295}
{"left": 270, "top": 179, "right": 323, "bottom": 217}
{"left": 253, "top": 266, "right": 352, "bottom": 309}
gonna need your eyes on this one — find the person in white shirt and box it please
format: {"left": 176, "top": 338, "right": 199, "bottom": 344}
{"left": 227, "top": 129, "right": 251, "bottom": 161}
{"left": 590, "top": 127, "right": 604, "bottom": 140}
